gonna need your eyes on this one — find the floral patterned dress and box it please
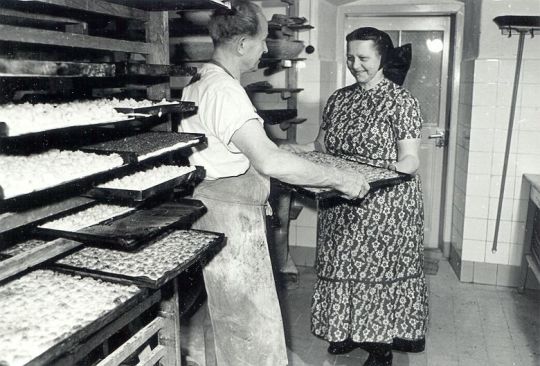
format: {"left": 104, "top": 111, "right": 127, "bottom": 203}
{"left": 311, "top": 78, "right": 428, "bottom": 344}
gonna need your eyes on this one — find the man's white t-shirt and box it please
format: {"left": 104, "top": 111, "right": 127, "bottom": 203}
{"left": 180, "top": 63, "right": 263, "bottom": 180}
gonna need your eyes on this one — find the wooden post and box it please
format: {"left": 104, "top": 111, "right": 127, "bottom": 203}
{"left": 158, "top": 279, "right": 181, "bottom": 366}
{"left": 145, "top": 11, "right": 170, "bottom": 102}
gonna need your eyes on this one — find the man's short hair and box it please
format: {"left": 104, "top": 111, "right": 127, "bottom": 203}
{"left": 208, "top": 0, "right": 263, "bottom": 46}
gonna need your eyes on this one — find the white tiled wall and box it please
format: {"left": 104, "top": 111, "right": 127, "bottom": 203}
{"left": 458, "top": 0, "right": 540, "bottom": 272}
{"left": 288, "top": 0, "right": 339, "bottom": 251}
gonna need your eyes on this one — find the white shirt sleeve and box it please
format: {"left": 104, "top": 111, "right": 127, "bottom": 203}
{"left": 200, "top": 84, "right": 263, "bottom": 153}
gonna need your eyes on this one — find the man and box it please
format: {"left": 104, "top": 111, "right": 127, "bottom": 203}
{"left": 180, "top": 1, "right": 370, "bottom": 365}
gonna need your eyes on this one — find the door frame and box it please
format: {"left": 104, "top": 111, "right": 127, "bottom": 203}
{"left": 336, "top": 2, "right": 464, "bottom": 257}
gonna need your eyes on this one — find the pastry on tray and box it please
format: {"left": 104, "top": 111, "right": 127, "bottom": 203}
{"left": 0, "top": 149, "right": 124, "bottom": 200}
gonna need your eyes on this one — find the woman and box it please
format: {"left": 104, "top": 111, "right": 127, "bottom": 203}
{"left": 282, "top": 27, "right": 428, "bottom": 366}
{"left": 179, "top": 2, "right": 370, "bottom": 365}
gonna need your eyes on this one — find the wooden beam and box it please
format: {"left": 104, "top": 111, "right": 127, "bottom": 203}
{"left": 145, "top": 11, "right": 170, "bottom": 100}
{"left": 0, "top": 25, "right": 153, "bottom": 54}
{"left": 158, "top": 280, "right": 181, "bottom": 366}
{"left": 136, "top": 345, "right": 166, "bottom": 366}
{"left": 21, "top": 0, "right": 149, "bottom": 21}
{"left": 0, "top": 8, "right": 85, "bottom": 25}
{"left": 96, "top": 317, "right": 165, "bottom": 366}
{"left": 51, "top": 290, "right": 162, "bottom": 366}
{"left": 0, "top": 238, "right": 83, "bottom": 283}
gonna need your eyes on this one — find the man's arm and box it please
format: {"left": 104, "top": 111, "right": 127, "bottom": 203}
{"left": 231, "top": 119, "right": 369, "bottom": 199}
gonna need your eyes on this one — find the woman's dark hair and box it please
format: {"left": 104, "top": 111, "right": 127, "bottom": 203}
{"left": 208, "top": 0, "right": 263, "bottom": 46}
{"left": 346, "top": 27, "right": 394, "bottom": 70}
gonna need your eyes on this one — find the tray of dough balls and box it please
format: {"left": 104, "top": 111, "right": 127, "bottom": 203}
{"left": 80, "top": 131, "right": 206, "bottom": 164}
{"left": 33, "top": 199, "right": 207, "bottom": 251}
{"left": 5, "top": 230, "right": 225, "bottom": 288}
{"left": 114, "top": 99, "right": 196, "bottom": 116}
{"left": 290, "top": 151, "right": 412, "bottom": 200}
{"left": 0, "top": 149, "right": 125, "bottom": 200}
{"left": 86, "top": 164, "right": 204, "bottom": 202}
{"left": 0, "top": 269, "right": 144, "bottom": 366}
{"left": 0, "top": 98, "right": 183, "bottom": 138}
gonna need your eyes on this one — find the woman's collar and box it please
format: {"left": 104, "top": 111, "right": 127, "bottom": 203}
{"left": 358, "top": 70, "right": 385, "bottom": 91}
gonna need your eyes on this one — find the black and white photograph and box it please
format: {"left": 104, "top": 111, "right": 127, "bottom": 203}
{"left": 0, "top": 1, "right": 539, "bottom": 365}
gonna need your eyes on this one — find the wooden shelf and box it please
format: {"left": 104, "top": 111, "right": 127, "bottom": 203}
{"left": 105, "top": 0, "right": 231, "bottom": 11}
{"left": 245, "top": 86, "right": 303, "bottom": 94}
{"left": 0, "top": 7, "right": 87, "bottom": 28}
{"left": 268, "top": 23, "right": 314, "bottom": 32}
{"left": 257, "top": 109, "right": 297, "bottom": 125}
{"left": 6, "top": 0, "right": 149, "bottom": 21}
{"left": 0, "top": 24, "right": 154, "bottom": 54}
{"left": 279, "top": 117, "right": 307, "bottom": 130}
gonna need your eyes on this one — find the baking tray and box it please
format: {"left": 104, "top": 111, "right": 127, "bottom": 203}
{"left": 0, "top": 115, "right": 153, "bottom": 139}
{"left": 79, "top": 131, "right": 206, "bottom": 164}
{"left": 33, "top": 199, "right": 207, "bottom": 251}
{"left": 86, "top": 166, "right": 205, "bottom": 202}
{"left": 0, "top": 196, "right": 95, "bottom": 236}
{"left": 114, "top": 101, "right": 197, "bottom": 116}
{"left": 0, "top": 154, "right": 128, "bottom": 203}
{"left": 0, "top": 269, "right": 146, "bottom": 366}
{"left": 52, "top": 229, "right": 225, "bottom": 289}
{"left": 285, "top": 151, "right": 412, "bottom": 200}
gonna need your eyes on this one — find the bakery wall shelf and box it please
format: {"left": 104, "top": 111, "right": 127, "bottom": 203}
{"left": 257, "top": 108, "right": 298, "bottom": 125}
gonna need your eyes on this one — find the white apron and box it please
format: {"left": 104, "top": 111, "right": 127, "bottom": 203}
{"left": 191, "top": 166, "right": 288, "bottom": 366}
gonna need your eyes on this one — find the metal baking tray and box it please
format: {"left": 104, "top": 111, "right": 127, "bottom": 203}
{"left": 0, "top": 115, "right": 159, "bottom": 139}
{"left": 51, "top": 229, "right": 225, "bottom": 289}
{"left": 0, "top": 161, "right": 130, "bottom": 208}
{"left": 33, "top": 199, "right": 207, "bottom": 251}
{"left": 114, "top": 101, "right": 197, "bottom": 116}
{"left": 80, "top": 131, "right": 206, "bottom": 164}
{"left": 284, "top": 152, "right": 412, "bottom": 200}
{"left": 86, "top": 166, "right": 205, "bottom": 202}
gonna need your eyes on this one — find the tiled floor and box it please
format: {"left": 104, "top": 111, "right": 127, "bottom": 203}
{"left": 279, "top": 261, "right": 540, "bottom": 366}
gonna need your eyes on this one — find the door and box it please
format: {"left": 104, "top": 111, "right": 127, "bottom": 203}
{"left": 344, "top": 16, "right": 452, "bottom": 249}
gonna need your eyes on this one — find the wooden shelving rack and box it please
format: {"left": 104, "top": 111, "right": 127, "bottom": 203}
{"left": 0, "top": 2, "right": 228, "bottom": 365}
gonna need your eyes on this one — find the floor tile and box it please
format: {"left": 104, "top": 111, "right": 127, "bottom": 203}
{"left": 282, "top": 261, "right": 540, "bottom": 366}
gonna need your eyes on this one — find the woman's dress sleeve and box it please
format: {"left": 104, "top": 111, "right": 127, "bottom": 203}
{"left": 393, "top": 94, "right": 423, "bottom": 140}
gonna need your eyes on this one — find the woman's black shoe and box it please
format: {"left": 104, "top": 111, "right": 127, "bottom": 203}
{"left": 363, "top": 351, "right": 393, "bottom": 366}
{"left": 327, "top": 338, "right": 358, "bottom": 354}
{"left": 392, "top": 337, "right": 425, "bottom": 353}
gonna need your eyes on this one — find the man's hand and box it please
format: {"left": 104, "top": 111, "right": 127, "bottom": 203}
{"left": 335, "top": 170, "right": 370, "bottom": 200}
